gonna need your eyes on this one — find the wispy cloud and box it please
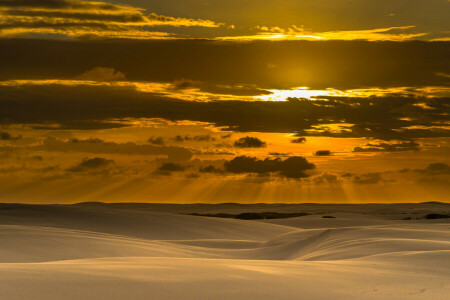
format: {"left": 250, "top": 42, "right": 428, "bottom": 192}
{"left": 0, "top": 0, "right": 225, "bottom": 39}
{"left": 218, "top": 25, "right": 427, "bottom": 42}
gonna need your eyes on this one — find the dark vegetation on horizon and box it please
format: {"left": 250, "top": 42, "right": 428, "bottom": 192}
{"left": 425, "top": 213, "right": 450, "bottom": 219}
{"left": 187, "top": 212, "right": 310, "bottom": 220}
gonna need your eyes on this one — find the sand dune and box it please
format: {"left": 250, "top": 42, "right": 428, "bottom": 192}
{"left": 0, "top": 203, "right": 449, "bottom": 299}
{"left": 0, "top": 204, "right": 291, "bottom": 240}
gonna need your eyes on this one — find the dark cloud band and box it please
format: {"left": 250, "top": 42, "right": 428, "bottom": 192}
{"left": 0, "top": 39, "right": 448, "bottom": 89}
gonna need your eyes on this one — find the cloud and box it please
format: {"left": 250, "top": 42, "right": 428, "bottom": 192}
{"left": 1, "top": 39, "right": 449, "bottom": 90}
{"left": 148, "top": 136, "right": 164, "bottom": 145}
{"left": 158, "top": 162, "right": 185, "bottom": 172}
{"left": 404, "top": 162, "right": 450, "bottom": 175}
{"left": 291, "top": 137, "right": 306, "bottom": 144}
{"left": 0, "top": 0, "right": 224, "bottom": 39}
{"left": 394, "top": 162, "right": 450, "bottom": 187}
{"left": 146, "top": 13, "right": 223, "bottom": 28}
{"left": 77, "top": 67, "right": 125, "bottom": 81}
{"left": 199, "top": 165, "right": 223, "bottom": 173}
{"left": 220, "top": 25, "right": 426, "bottom": 42}
{"left": 68, "top": 157, "right": 114, "bottom": 172}
{"left": 224, "top": 155, "right": 315, "bottom": 178}
{"left": 194, "top": 149, "right": 234, "bottom": 156}
{"left": 37, "top": 137, "right": 193, "bottom": 161}
{"left": 424, "top": 163, "right": 450, "bottom": 175}
{"left": 313, "top": 173, "right": 340, "bottom": 184}
{"left": 172, "top": 135, "right": 185, "bottom": 142}
{"left": 9, "top": 0, "right": 447, "bottom": 42}
{"left": 171, "top": 134, "right": 216, "bottom": 142}
{"left": 0, "top": 0, "right": 124, "bottom": 10}
{"left": 0, "top": 132, "right": 11, "bottom": 140}
{"left": 192, "top": 134, "right": 215, "bottom": 142}
{"left": 3, "top": 85, "right": 450, "bottom": 141}
{"left": 315, "top": 150, "right": 331, "bottom": 156}
{"left": 353, "top": 173, "right": 383, "bottom": 184}
{"left": 234, "top": 136, "right": 267, "bottom": 148}
{"left": 3, "top": 9, "right": 147, "bottom": 23}
{"left": 1, "top": 81, "right": 449, "bottom": 139}
{"left": 353, "top": 141, "right": 420, "bottom": 152}
{"left": 0, "top": 131, "right": 20, "bottom": 140}
{"left": 412, "top": 163, "right": 450, "bottom": 186}
{"left": 170, "top": 79, "right": 272, "bottom": 97}
{"left": 269, "top": 152, "right": 290, "bottom": 156}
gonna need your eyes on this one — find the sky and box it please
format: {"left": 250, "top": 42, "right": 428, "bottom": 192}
{"left": 0, "top": 0, "right": 449, "bottom": 203}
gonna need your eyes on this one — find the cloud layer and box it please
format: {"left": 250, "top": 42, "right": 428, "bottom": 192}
{"left": 1, "top": 39, "right": 449, "bottom": 89}
{"left": 0, "top": 81, "right": 448, "bottom": 140}
{"left": 224, "top": 156, "right": 315, "bottom": 179}
{"left": 38, "top": 137, "right": 193, "bottom": 161}
{"left": 0, "top": 0, "right": 224, "bottom": 39}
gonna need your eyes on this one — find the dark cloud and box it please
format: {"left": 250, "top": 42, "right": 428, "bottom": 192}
{"left": 194, "top": 149, "right": 234, "bottom": 156}
{"left": 415, "top": 166, "right": 450, "bottom": 185}
{"left": 37, "top": 137, "right": 193, "bottom": 161}
{"left": 404, "top": 162, "right": 450, "bottom": 175}
{"left": 171, "top": 79, "right": 271, "bottom": 96}
{"left": 397, "top": 163, "right": 450, "bottom": 187}
{"left": 148, "top": 136, "right": 165, "bottom": 145}
{"left": 1, "top": 81, "right": 448, "bottom": 140}
{"left": 0, "top": 131, "right": 20, "bottom": 141}
{"left": 0, "top": 0, "right": 122, "bottom": 10}
{"left": 192, "top": 134, "right": 215, "bottom": 142}
{"left": 424, "top": 163, "right": 450, "bottom": 175}
{"left": 68, "top": 157, "right": 114, "bottom": 172}
{"left": 315, "top": 150, "right": 331, "bottom": 156}
{"left": 313, "top": 173, "right": 339, "bottom": 184}
{"left": 172, "top": 135, "right": 185, "bottom": 142}
{"left": 77, "top": 67, "right": 126, "bottom": 81}
{"left": 234, "top": 136, "right": 266, "bottom": 148}
{"left": 1, "top": 132, "right": 11, "bottom": 140}
{"left": 171, "top": 79, "right": 199, "bottom": 90}
{"left": 353, "top": 141, "right": 420, "bottom": 152}
{"left": 269, "top": 152, "right": 290, "bottom": 156}
{"left": 0, "top": 132, "right": 11, "bottom": 140}
{"left": 0, "top": 20, "right": 130, "bottom": 32}
{"left": 185, "top": 173, "right": 200, "bottom": 179}
{"left": 224, "top": 156, "right": 315, "bottom": 178}
{"left": 199, "top": 165, "right": 223, "bottom": 173}
{"left": 4, "top": 9, "right": 146, "bottom": 23}
{"left": 353, "top": 173, "right": 383, "bottom": 184}
{"left": 170, "top": 134, "right": 216, "bottom": 142}
{"left": 158, "top": 162, "right": 185, "bottom": 172}
{"left": 1, "top": 39, "right": 448, "bottom": 89}
{"left": 291, "top": 137, "right": 306, "bottom": 144}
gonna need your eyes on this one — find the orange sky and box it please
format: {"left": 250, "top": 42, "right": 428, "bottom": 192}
{"left": 0, "top": 0, "right": 449, "bottom": 203}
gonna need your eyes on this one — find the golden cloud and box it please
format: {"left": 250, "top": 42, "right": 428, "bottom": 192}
{"left": 218, "top": 25, "right": 427, "bottom": 42}
{"left": 0, "top": 0, "right": 225, "bottom": 39}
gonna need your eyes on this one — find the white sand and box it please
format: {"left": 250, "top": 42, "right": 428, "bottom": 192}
{"left": 0, "top": 203, "right": 449, "bottom": 299}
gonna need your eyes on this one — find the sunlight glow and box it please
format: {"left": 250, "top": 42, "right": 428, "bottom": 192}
{"left": 256, "top": 87, "right": 334, "bottom": 101}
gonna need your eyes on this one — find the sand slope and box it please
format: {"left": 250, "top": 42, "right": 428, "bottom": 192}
{"left": 0, "top": 203, "right": 449, "bottom": 299}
